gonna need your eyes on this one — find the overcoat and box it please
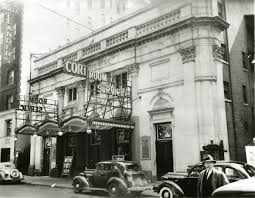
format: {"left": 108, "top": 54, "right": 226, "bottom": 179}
{"left": 197, "top": 168, "right": 229, "bottom": 198}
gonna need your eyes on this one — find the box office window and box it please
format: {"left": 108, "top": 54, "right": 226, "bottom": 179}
{"left": 68, "top": 87, "right": 77, "bottom": 101}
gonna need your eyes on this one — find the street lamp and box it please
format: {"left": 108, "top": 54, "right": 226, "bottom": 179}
{"left": 58, "top": 131, "right": 63, "bottom": 136}
{"left": 86, "top": 127, "right": 92, "bottom": 134}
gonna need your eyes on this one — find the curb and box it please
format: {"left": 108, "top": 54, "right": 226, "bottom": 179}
{"left": 23, "top": 181, "right": 73, "bottom": 189}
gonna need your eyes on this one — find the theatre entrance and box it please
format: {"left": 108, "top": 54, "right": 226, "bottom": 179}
{"left": 155, "top": 122, "right": 173, "bottom": 179}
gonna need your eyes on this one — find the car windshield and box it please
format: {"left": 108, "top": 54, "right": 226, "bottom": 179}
{"left": 126, "top": 164, "right": 141, "bottom": 171}
{"left": 0, "top": 163, "right": 15, "bottom": 169}
{"left": 243, "top": 164, "right": 255, "bottom": 177}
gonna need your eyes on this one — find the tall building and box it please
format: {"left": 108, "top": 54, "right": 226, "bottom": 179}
{"left": 0, "top": 0, "right": 23, "bottom": 163}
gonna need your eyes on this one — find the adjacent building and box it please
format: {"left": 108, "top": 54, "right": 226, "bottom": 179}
{"left": 0, "top": 1, "right": 23, "bottom": 163}
{"left": 15, "top": 0, "right": 254, "bottom": 181}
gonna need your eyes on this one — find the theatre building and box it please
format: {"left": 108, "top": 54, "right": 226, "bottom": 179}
{"left": 16, "top": 0, "right": 237, "bottom": 180}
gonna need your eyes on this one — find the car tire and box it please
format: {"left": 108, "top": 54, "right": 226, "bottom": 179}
{"left": 73, "top": 180, "right": 82, "bottom": 193}
{"left": 159, "top": 186, "right": 174, "bottom": 198}
{"left": 108, "top": 182, "right": 127, "bottom": 197}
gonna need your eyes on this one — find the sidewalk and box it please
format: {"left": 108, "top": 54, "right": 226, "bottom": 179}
{"left": 23, "top": 175, "right": 158, "bottom": 197}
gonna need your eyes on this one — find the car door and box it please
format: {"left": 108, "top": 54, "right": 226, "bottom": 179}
{"left": 223, "top": 166, "right": 242, "bottom": 183}
{"left": 93, "top": 164, "right": 105, "bottom": 187}
{"left": 181, "top": 165, "right": 204, "bottom": 197}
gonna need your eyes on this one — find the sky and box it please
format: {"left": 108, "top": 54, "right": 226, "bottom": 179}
{"left": 19, "top": 0, "right": 153, "bottom": 95}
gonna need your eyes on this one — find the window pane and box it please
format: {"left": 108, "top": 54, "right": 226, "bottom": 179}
{"left": 73, "top": 88, "right": 77, "bottom": 100}
{"left": 242, "top": 52, "right": 247, "bottom": 69}
{"left": 242, "top": 85, "right": 248, "bottom": 103}
{"left": 223, "top": 81, "right": 231, "bottom": 100}
{"left": 217, "top": 2, "right": 224, "bottom": 18}
{"left": 122, "top": 73, "right": 127, "bottom": 88}
{"left": 69, "top": 89, "right": 73, "bottom": 101}
{"left": 115, "top": 75, "right": 121, "bottom": 88}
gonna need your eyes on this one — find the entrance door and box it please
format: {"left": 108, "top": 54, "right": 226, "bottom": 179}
{"left": 155, "top": 123, "right": 173, "bottom": 179}
{"left": 1, "top": 148, "right": 10, "bottom": 162}
{"left": 42, "top": 147, "right": 50, "bottom": 175}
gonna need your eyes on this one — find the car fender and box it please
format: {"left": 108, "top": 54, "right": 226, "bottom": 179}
{"left": 107, "top": 177, "right": 128, "bottom": 189}
{"left": 157, "top": 180, "right": 184, "bottom": 196}
{"left": 72, "top": 176, "right": 90, "bottom": 187}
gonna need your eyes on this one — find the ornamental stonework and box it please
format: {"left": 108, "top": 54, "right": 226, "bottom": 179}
{"left": 212, "top": 44, "right": 225, "bottom": 60}
{"left": 55, "top": 86, "right": 65, "bottom": 96}
{"left": 128, "top": 63, "right": 140, "bottom": 78}
{"left": 179, "top": 46, "right": 196, "bottom": 64}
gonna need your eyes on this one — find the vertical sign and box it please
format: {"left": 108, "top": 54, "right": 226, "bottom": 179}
{"left": 61, "top": 156, "right": 73, "bottom": 176}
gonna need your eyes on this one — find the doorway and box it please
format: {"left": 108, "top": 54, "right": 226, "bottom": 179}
{"left": 155, "top": 123, "right": 173, "bottom": 179}
{"left": 1, "top": 148, "right": 10, "bottom": 162}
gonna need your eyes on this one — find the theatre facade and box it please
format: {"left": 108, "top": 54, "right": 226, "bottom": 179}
{"left": 16, "top": 1, "right": 231, "bottom": 180}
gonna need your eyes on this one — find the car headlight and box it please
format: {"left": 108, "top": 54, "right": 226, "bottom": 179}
{"left": 20, "top": 172, "right": 23, "bottom": 179}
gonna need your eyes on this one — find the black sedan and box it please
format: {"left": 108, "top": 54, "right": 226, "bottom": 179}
{"left": 154, "top": 161, "right": 255, "bottom": 197}
{"left": 212, "top": 177, "right": 255, "bottom": 197}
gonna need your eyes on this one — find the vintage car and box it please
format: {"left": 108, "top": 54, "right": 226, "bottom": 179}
{"left": 0, "top": 162, "right": 24, "bottom": 183}
{"left": 72, "top": 160, "right": 152, "bottom": 197}
{"left": 153, "top": 161, "right": 255, "bottom": 198}
{"left": 212, "top": 177, "right": 255, "bottom": 197}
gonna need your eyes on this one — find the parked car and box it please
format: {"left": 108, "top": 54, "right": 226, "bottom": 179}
{"left": 212, "top": 177, "right": 255, "bottom": 197}
{"left": 0, "top": 162, "right": 24, "bottom": 183}
{"left": 72, "top": 160, "right": 152, "bottom": 197}
{"left": 153, "top": 161, "right": 255, "bottom": 198}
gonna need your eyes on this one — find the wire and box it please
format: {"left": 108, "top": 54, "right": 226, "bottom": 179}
{"left": 38, "top": 3, "right": 94, "bottom": 32}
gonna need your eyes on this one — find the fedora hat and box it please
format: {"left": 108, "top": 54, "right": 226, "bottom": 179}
{"left": 202, "top": 154, "right": 216, "bottom": 164}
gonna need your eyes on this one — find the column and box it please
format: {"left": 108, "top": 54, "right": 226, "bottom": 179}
{"left": 55, "top": 86, "right": 65, "bottom": 119}
{"left": 34, "top": 136, "right": 43, "bottom": 175}
{"left": 77, "top": 80, "right": 86, "bottom": 111}
{"left": 28, "top": 136, "right": 35, "bottom": 176}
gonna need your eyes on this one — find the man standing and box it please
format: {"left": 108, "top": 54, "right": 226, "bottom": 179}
{"left": 197, "top": 155, "right": 229, "bottom": 198}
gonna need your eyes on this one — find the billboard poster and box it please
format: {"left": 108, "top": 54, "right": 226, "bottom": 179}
{"left": 245, "top": 146, "right": 255, "bottom": 167}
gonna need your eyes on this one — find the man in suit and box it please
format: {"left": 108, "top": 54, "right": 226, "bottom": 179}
{"left": 197, "top": 155, "right": 229, "bottom": 198}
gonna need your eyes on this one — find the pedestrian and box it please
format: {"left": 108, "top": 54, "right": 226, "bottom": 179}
{"left": 197, "top": 155, "right": 229, "bottom": 198}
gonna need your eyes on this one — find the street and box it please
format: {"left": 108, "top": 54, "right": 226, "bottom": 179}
{"left": 0, "top": 183, "right": 158, "bottom": 198}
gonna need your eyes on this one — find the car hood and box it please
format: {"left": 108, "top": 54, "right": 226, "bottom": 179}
{"left": 213, "top": 177, "right": 255, "bottom": 195}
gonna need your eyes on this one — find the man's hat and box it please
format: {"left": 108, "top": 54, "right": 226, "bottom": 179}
{"left": 202, "top": 154, "right": 216, "bottom": 164}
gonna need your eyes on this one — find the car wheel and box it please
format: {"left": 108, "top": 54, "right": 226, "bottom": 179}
{"left": 159, "top": 187, "right": 174, "bottom": 198}
{"left": 108, "top": 182, "right": 127, "bottom": 197}
{"left": 73, "top": 180, "right": 82, "bottom": 193}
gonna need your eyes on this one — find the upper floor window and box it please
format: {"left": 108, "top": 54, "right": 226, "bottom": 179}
{"left": 5, "top": 119, "right": 12, "bottom": 137}
{"left": 223, "top": 81, "right": 231, "bottom": 100}
{"left": 7, "top": 70, "right": 14, "bottom": 85}
{"left": 218, "top": 1, "right": 225, "bottom": 19}
{"left": 6, "top": 95, "right": 13, "bottom": 110}
{"left": 115, "top": 72, "right": 127, "bottom": 89}
{"left": 68, "top": 87, "right": 77, "bottom": 101}
{"left": 242, "top": 52, "right": 248, "bottom": 70}
{"left": 242, "top": 85, "right": 248, "bottom": 104}
{"left": 221, "top": 43, "right": 227, "bottom": 61}
{"left": 90, "top": 81, "right": 100, "bottom": 96}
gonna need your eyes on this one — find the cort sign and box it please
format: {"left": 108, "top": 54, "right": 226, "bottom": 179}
{"left": 64, "top": 60, "right": 107, "bottom": 82}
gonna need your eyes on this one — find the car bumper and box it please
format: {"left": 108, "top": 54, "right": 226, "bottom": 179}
{"left": 128, "top": 186, "right": 153, "bottom": 192}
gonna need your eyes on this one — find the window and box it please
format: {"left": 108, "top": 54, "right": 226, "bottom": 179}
{"left": 242, "top": 85, "right": 248, "bottom": 104}
{"left": 7, "top": 70, "right": 14, "bottom": 85}
{"left": 6, "top": 95, "right": 13, "bottom": 110}
{"left": 242, "top": 52, "right": 248, "bottom": 70}
{"left": 90, "top": 81, "right": 100, "bottom": 96}
{"left": 223, "top": 81, "right": 231, "bottom": 100}
{"left": 221, "top": 43, "right": 227, "bottom": 61}
{"left": 68, "top": 87, "right": 77, "bottom": 101}
{"left": 115, "top": 72, "right": 127, "bottom": 89}
{"left": 6, "top": 119, "right": 12, "bottom": 136}
{"left": 243, "top": 120, "right": 248, "bottom": 132}
{"left": 217, "top": 1, "right": 225, "bottom": 19}
{"left": 225, "top": 167, "right": 239, "bottom": 179}
{"left": 189, "top": 165, "right": 204, "bottom": 177}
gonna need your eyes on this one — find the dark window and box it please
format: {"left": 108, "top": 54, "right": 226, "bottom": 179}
{"left": 68, "top": 87, "right": 77, "bottom": 101}
{"left": 1, "top": 148, "right": 10, "bottom": 162}
{"left": 217, "top": 1, "right": 225, "bottom": 19}
{"left": 242, "top": 85, "right": 248, "bottom": 104}
{"left": 7, "top": 70, "right": 14, "bottom": 85}
{"left": 243, "top": 120, "right": 248, "bottom": 131}
{"left": 90, "top": 81, "right": 100, "bottom": 96}
{"left": 221, "top": 43, "right": 227, "bottom": 61}
{"left": 115, "top": 72, "right": 128, "bottom": 89}
{"left": 6, "top": 119, "right": 12, "bottom": 137}
{"left": 6, "top": 95, "right": 13, "bottom": 110}
{"left": 223, "top": 81, "right": 231, "bottom": 100}
{"left": 242, "top": 52, "right": 248, "bottom": 70}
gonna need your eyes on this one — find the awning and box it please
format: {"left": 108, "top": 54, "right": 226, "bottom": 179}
{"left": 16, "top": 124, "right": 36, "bottom": 135}
{"left": 37, "top": 120, "right": 59, "bottom": 136}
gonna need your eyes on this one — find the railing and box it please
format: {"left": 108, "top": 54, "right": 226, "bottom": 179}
{"left": 34, "top": 4, "right": 220, "bottom": 78}
{"left": 82, "top": 42, "right": 101, "bottom": 57}
{"left": 136, "top": 9, "right": 181, "bottom": 36}
{"left": 106, "top": 30, "right": 129, "bottom": 48}
{"left": 37, "top": 61, "right": 58, "bottom": 75}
